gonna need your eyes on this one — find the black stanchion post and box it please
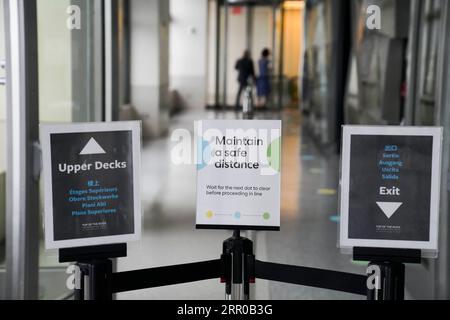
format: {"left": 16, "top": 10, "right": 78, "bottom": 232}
{"left": 73, "top": 259, "right": 113, "bottom": 300}
{"left": 243, "top": 243, "right": 255, "bottom": 299}
{"left": 73, "top": 262, "right": 85, "bottom": 301}
{"left": 354, "top": 247, "right": 420, "bottom": 301}
{"left": 221, "top": 245, "right": 232, "bottom": 300}
{"left": 222, "top": 230, "right": 255, "bottom": 300}
{"left": 386, "top": 262, "right": 405, "bottom": 300}
{"left": 366, "top": 261, "right": 405, "bottom": 300}
{"left": 60, "top": 243, "right": 127, "bottom": 301}
{"left": 232, "top": 230, "right": 243, "bottom": 300}
{"left": 87, "top": 259, "right": 113, "bottom": 300}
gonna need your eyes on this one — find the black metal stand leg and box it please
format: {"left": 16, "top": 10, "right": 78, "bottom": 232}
{"left": 221, "top": 247, "right": 232, "bottom": 300}
{"left": 232, "top": 246, "right": 243, "bottom": 300}
{"left": 242, "top": 236, "right": 254, "bottom": 300}
{"left": 74, "top": 263, "right": 86, "bottom": 300}
{"left": 90, "top": 259, "right": 113, "bottom": 300}
{"left": 222, "top": 230, "right": 255, "bottom": 300}
{"left": 77, "top": 259, "right": 113, "bottom": 300}
{"left": 367, "top": 262, "right": 405, "bottom": 301}
{"left": 233, "top": 230, "right": 243, "bottom": 300}
{"left": 59, "top": 243, "right": 127, "bottom": 300}
{"left": 244, "top": 252, "right": 255, "bottom": 299}
{"left": 384, "top": 262, "right": 405, "bottom": 300}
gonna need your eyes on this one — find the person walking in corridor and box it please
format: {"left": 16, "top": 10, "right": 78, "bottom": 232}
{"left": 256, "top": 48, "right": 272, "bottom": 108}
{"left": 235, "top": 50, "right": 255, "bottom": 109}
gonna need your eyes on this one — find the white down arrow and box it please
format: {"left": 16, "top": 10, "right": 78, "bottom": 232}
{"left": 376, "top": 202, "right": 403, "bottom": 219}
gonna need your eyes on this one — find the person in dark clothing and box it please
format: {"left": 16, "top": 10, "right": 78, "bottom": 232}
{"left": 235, "top": 50, "right": 256, "bottom": 108}
{"left": 256, "top": 48, "right": 272, "bottom": 108}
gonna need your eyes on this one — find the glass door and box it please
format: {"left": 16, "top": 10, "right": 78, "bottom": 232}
{"left": 36, "top": 0, "right": 104, "bottom": 299}
{"left": 0, "top": 0, "right": 7, "bottom": 300}
{"left": 404, "top": 0, "right": 450, "bottom": 299}
{"left": 3, "top": 0, "right": 41, "bottom": 300}
{"left": 1, "top": 0, "right": 107, "bottom": 299}
{"left": 212, "top": 1, "right": 284, "bottom": 109}
{"left": 413, "top": 0, "right": 445, "bottom": 126}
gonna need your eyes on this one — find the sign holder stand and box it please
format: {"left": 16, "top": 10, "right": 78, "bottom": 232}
{"left": 60, "top": 242, "right": 373, "bottom": 300}
{"left": 59, "top": 243, "right": 127, "bottom": 300}
{"left": 353, "top": 247, "right": 422, "bottom": 300}
{"left": 221, "top": 230, "right": 255, "bottom": 300}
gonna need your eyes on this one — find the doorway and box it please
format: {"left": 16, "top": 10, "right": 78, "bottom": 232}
{"left": 206, "top": 0, "right": 305, "bottom": 110}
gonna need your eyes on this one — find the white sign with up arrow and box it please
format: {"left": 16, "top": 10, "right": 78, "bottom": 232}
{"left": 339, "top": 125, "right": 443, "bottom": 255}
{"left": 80, "top": 137, "right": 106, "bottom": 155}
{"left": 40, "top": 121, "right": 142, "bottom": 250}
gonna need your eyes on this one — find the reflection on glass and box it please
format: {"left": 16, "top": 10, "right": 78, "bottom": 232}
{"left": 303, "top": 1, "right": 331, "bottom": 142}
{"left": 416, "top": 0, "right": 442, "bottom": 125}
{"left": 37, "top": 0, "right": 103, "bottom": 299}
{"left": 0, "top": 0, "right": 6, "bottom": 301}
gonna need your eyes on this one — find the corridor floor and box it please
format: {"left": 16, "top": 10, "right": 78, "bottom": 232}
{"left": 116, "top": 108, "right": 366, "bottom": 300}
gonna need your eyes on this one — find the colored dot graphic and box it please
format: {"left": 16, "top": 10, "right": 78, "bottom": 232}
{"left": 206, "top": 210, "right": 214, "bottom": 218}
{"left": 329, "top": 215, "right": 340, "bottom": 223}
{"left": 234, "top": 212, "right": 241, "bottom": 219}
{"left": 317, "top": 188, "right": 337, "bottom": 196}
{"left": 262, "top": 212, "right": 270, "bottom": 220}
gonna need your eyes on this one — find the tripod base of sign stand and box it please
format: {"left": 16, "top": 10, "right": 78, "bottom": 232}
{"left": 353, "top": 247, "right": 421, "bottom": 300}
{"left": 59, "top": 243, "right": 127, "bottom": 300}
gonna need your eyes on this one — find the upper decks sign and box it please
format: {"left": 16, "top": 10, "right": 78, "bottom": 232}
{"left": 41, "top": 122, "right": 141, "bottom": 249}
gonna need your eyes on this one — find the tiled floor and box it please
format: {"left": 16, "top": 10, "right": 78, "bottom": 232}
{"left": 116, "top": 108, "right": 367, "bottom": 300}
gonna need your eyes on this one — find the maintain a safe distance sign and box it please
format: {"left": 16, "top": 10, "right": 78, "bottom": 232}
{"left": 196, "top": 120, "right": 281, "bottom": 230}
{"left": 339, "top": 126, "right": 442, "bottom": 254}
{"left": 41, "top": 122, "right": 141, "bottom": 249}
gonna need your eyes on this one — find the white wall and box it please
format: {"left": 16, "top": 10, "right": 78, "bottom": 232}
{"left": 0, "top": 0, "right": 4, "bottom": 233}
{"left": 0, "top": 0, "right": 6, "bottom": 174}
{"left": 226, "top": 7, "right": 247, "bottom": 105}
{"left": 252, "top": 7, "right": 274, "bottom": 64}
{"left": 37, "top": 0, "right": 73, "bottom": 123}
{"left": 130, "top": 0, "right": 170, "bottom": 137}
{"left": 37, "top": 0, "right": 104, "bottom": 124}
{"left": 130, "top": 0, "right": 159, "bottom": 88}
{"left": 169, "top": 0, "right": 208, "bottom": 109}
{"left": 206, "top": 0, "right": 217, "bottom": 105}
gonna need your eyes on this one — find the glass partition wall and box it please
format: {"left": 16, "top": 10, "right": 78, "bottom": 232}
{"left": 2, "top": 0, "right": 108, "bottom": 299}
{"left": 404, "top": 0, "right": 450, "bottom": 299}
{"left": 36, "top": 0, "right": 104, "bottom": 300}
{"left": 0, "top": 0, "right": 7, "bottom": 300}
